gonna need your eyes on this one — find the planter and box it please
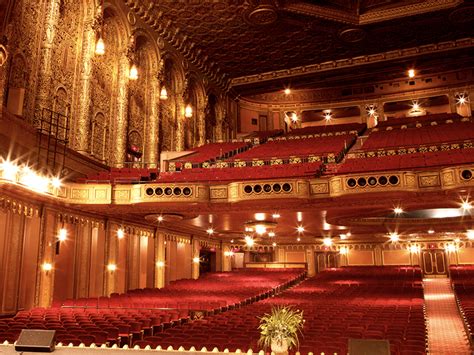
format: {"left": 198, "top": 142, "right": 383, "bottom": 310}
{"left": 271, "top": 338, "right": 288, "bottom": 355}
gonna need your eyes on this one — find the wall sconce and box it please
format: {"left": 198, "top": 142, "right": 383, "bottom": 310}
{"left": 408, "top": 68, "right": 416, "bottom": 78}
{"left": 409, "top": 245, "right": 420, "bottom": 254}
{"left": 129, "top": 63, "right": 138, "bottom": 80}
{"left": 156, "top": 261, "right": 165, "bottom": 268}
{"left": 185, "top": 104, "right": 193, "bottom": 118}
{"left": 192, "top": 257, "right": 200, "bottom": 264}
{"left": 339, "top": 246, "right": 348, "bottom": 255}
{"left": 117, "top": 228, "right": 125, "bottom": 239}
{"left": 42, "top": 263, "right": 53, "bottom": 273}
{"left": 107, "top": 263, "right": 117, "bottom": 272}
{"left": 224, "top": 251, "right": 234, "bottom": 257}
{"left": 58, "top": 228, "right": 67, "bottom": 242}
{"left": 160, "top": 86, "right": 168, "bottom": 100}
{"left": 94, "top": 2, "right": 105, "bottom": 56}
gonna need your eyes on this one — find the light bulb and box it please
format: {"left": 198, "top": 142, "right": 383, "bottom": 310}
{"left": 129, "top": 64, "right": 138, "bottom": 80}
{"left": 185, "top": 104, "right": 193, "bottom": 118}
{"left": 95, "top": 37, "right": 105, "bottom": 55}
{"left": 160, "top": 86, "right": 168, "bottom": 100}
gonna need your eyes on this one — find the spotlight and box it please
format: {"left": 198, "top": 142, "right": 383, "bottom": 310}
{"left": 58, "top": 228, "right": 67, "bottom": 242}
{"left": 467, "top": 230, "right": 474, "bottom": 240}
{"left": 323, "top": 237, "right": 333, "bottom": 246}
{"left": 389, "top": 232, "right": 399, "bottom": 242}
{"left": 461, "top": 200, "right": 472, "bottom": 211}
{"left": 117, "top": 228, "right": 125, "bottom": 239}
{"left": 394, "top": 207, "right": 404, "bottom": 214}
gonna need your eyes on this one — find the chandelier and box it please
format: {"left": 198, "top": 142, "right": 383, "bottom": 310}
{"left": 244, "top": 220, "right": 277, "bottom": 237}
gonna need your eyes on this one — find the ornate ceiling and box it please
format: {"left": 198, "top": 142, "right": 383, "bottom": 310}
{"left": 127, "top": 0, "right": 474, "bottom": 92}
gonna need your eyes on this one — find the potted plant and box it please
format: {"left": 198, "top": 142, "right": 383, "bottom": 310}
{"left": 258, "top": 305, "right": 304, "bottom": 354}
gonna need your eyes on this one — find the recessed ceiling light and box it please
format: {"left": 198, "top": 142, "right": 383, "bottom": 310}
{"left": 428, "top": 229, "right": 435, "bottom": 234}
{"left": 297, "top": 225, "right": 305, "bottom": 233}
{"left": 323, "top": 237, "right": 333, "bottom": 246}
{"left": 394, "top": 207, "right": 404, "bottom": 214}
{"left": 389, "top": 232, "right": 399, "bottom": 242}
{"left": 272, "top": 213, "right": 280, "bottom": 219}
{"left": 206, "top": 227, "right": 214, "bottom": 235}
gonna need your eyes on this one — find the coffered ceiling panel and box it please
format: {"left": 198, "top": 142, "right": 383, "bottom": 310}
{"left": 138, "top": 0, "right": 473, "bottom": 82}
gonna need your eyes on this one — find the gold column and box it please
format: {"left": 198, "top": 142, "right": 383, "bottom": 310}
{"left": 75, "top": 21, "right": 96, "bottom": 152}
{"left": 104, "top": 222, "right": 118, "bottom": 296}
{"left": 144, "top": 76, "right": 160, "bottom": 167}
{"left": 191, "top": 238, "right": 200, "bottom": 280}
{"left": 306, "top": 248, "right": 316, "bottom": 277}
{"left": 33, "top": 0, "right": 61, "bottom": 126}
{"left": 215, "top": 106, "right": 223, "bottom": 142}
{"left": 1, "top": 212, "right": 25, "bottom": 313}
{"left": 36, "top": 209, "right": 57, "bottom": 308}
{"left": 75, "top": 224, "right": 91, "bottom": 298}
{"left": 197, "top": 97, "right": 207, "bottom": 146}
{"left": 175, "top": 94, "right": 185, "bottom": 151}
{"left": 128, "top": 233, "right": 139, "bottom": 290}
{"left": 112, "top": 55, "right": 130, "bottom": 167}
{"left": 0, "top": 44, "right": 9, "bottom": 121}
{"left": 155, "top": 232, "right": 165, "bottom": 288}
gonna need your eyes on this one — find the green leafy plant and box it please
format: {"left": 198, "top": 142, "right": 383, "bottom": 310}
{"left": 258, "top": 305, "right": 304, "bottom": 351}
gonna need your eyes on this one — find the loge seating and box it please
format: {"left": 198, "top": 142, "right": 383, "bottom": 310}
{"left": 136, "top": 266, "right": 425, "bottom": 355}
{"left": 230, "top": 135, "right": 356, "bottom": 161}
{"left": 337, "top": 148, "right": 474, "bottom": 174}
{"left": 157, "top": 162, "right": 322, "bottom": 182}
{"left": 0, "top": 268, "right": 305, "bottom": 348}
{"left": 376, "top": 113, "right": 464, "bottom": 130}
{"left": 286, "top": 122, "right": 367, "bottom": 137}
{"left": 361, "top": 120, "right": 474, "bottom": 151}
{"left": 449, "top": 265, "right": 474, "bottom": 339}
{"left": 80, "top": 167, "right": 160, "bottom": 184}
{"left": 174, "top": 142, "right": 249, "bottom": 164}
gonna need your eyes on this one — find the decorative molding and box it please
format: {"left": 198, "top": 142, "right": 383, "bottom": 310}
{"left": 231, "top": 38, "right": 474, "bottom": 86}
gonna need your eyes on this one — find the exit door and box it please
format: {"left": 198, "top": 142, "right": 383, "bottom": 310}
{"left": 422, "top": 249, "right": 447, "bottom": 276}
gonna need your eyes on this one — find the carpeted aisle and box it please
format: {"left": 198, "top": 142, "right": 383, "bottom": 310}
{"left": 424, "top": 278, "right": 472, "bottom": 355}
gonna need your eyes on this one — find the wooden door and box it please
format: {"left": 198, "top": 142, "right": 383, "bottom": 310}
{"left": 422, "top": 249, "right": 447, "bottom": 276}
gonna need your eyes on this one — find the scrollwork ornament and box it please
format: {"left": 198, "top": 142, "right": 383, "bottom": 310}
{"left": 0, "top": 44, "right": 8, "bottom": 67}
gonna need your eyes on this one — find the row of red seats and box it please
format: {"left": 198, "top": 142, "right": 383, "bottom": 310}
{"left": 0, "top": 268, "right": 305, "bottom": 348}
{"left": 177, "top": 142, "right": 249, "bottom": 164}
{"left": 449, "top": 265, "right": 474, "bottom": 340}
{"left": 336, "top": 148, "right": 474, "bottom": 174}
{"left": 377, "top": 113, "right": 463, "bottom": 129}
{"left": 157, "top": 162, "right": 322, "bottom": 182}
{"left": 362, "top": 120, "right": 474, "bottom": 150}
{"left": 286, "top": 122, "right": 367, "bottom": 137}
{"left": 230, "top": 135, "right": 356, "bottom": 161}
{"left": 80, "top": 168, "right": 160, "bottom": 183}
{"left": 136, "top": 266, "right": 425, "bottom": 354}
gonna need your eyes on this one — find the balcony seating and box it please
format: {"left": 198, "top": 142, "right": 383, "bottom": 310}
{"left": 173, "top": 142, "right": 250, "bottom": 164}
{"left": 286, "top": 122, "right": 367, "bottom": 137}
{"left": 135, "top": 266, "right": 425, "bottom": 354}
{"left": 362, "top": 120, "right": 474, "bottom": 151}
{"left": 377, "top": 113, "right": 463, "bottom": 130}
{"left": 230, "top": 135, "right": 356, "bottom": 161}
{"left": 81, "top": 167, "right": 160, "bottom": 184}
{"left": 157, "top": 162, "right": 322, "bottom": 182}
{"left": 337, "top": 148, "right": 474, "bottom": 174}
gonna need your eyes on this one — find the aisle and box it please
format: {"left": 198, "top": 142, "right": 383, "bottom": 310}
{"left": 424, "top": 278, "right": 471, "bottom": 355}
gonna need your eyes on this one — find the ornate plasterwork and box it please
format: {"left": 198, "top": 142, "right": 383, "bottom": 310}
{"left": 231, "top": 38, "right": 474, "bottom": 86}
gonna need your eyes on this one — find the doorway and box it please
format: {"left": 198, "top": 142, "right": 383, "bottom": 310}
{"left": 421, "top": 249, "right": 448, "bottom": 276}
{"left": 315, "top": 252, "right": 339, "bottom": 273}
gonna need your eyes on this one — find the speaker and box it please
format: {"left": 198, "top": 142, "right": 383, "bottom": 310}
{"left": 348, "top": 338, "right": 390, "bottom": 355}
{"left": 15, "top": 329, "right": 56, "bottom": 352}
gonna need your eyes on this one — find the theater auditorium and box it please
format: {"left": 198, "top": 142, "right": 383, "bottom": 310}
{"left": 0, "top": 0, "right": 473, "bottom": 354}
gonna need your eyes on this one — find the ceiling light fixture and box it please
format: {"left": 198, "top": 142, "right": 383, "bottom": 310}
{"left": 389, "top": 232, "right": 400, "bottom": 242}
{"left": 297, "top": 225, "right": 305, "bottom": 233}
{"left": 206, "top": 227, "right": 214, "bottom": 235}
{"left": 272, "top": 213, "right": 280, "bottom": 219}
{"left": 323, "top": 237, "right": 333, "bottom": 246}
{"left": 394, "top": 207, "right": 404, "bottom": 214}
{"left": 284, "top": 88, "right": 291, "bottom": 95}
{"left": 461, "top": 199, "right": 472, "bottom": 211}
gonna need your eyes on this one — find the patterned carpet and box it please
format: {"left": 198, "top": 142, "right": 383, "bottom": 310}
{"left": 424, "top": 278, "right": 472, "bottom": 355}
